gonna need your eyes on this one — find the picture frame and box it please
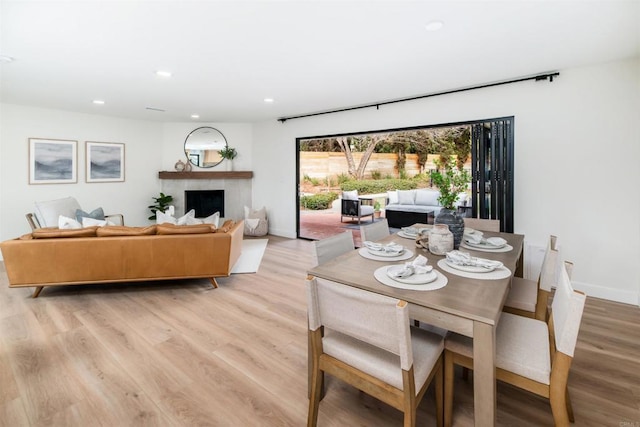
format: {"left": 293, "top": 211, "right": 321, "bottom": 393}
{"left": 86, "top": 141, "right": 125, "bottom": 183}
{"left": 29, "top": 138, "right": 78, "bottom": 184}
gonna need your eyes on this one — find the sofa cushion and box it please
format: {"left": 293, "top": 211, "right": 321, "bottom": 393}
{"left": 415, "top": 189, "right": 440, "bottom": 206}
{"left": 387, "top": 190, "right": 398, "bottom": 205}
{"left": 342, "top": 190, "right": 358, "bottom": 201}
{"left": 34, "top": 197, "right": 82, "bottom": 228}
{"left": 32, "top": 226, "right": 98, "bottom": 239}
{"left": 397, "top": 190, "right": 416, "bottom": 205}
{"left": 96, "top": 225, "right": 157, "bottom": 237}
{"left": 156, "top": 224, "right": 214, "bottom": 235}
{"left": 75, "top": 207, "right": 105, "bottom": 223}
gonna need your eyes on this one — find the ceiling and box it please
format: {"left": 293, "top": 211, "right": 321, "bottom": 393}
{"left": 1, "top": 1, "right": 638, "bottom": 123}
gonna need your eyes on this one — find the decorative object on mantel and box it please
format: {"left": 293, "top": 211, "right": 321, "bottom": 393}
{"left": 158, "top": 171, "right": 253, "bottom": 179}
{"left": 430, "top": 156, "right": 470, "bottom": 249}
{"left": 218, "top": 146, "right": 237, "bottom": 171}
{"left": 184, "top": 158, "right": 193, "bottom": 172}
{"left": 148, "top": 192, "right": 174, "bottom": 220}
{"left": 174, "top": 159, "right": 186, "bottom": 172}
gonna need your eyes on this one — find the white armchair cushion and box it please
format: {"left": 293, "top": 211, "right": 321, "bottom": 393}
{"left": 446, "top": 313, "right": 551, "bottom": 385}
{"left": 35, "top": 197, "right": 82, "bottom": 227}
{"left": 323, "top": 326, "right": 443, "bottom": 392}
{"left": 359, "top": 205, "right": 375, "bottom": 215}
{"left": 342, "top": 190, "right": 358, "bottom": 201}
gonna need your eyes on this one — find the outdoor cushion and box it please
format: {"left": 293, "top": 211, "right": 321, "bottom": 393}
{"left": 397, "top": 190, "right": 416, "bottom": 205}
{"left": 342, "top": 190, "right": 358, "bottom": 201}
{"left": 387, "top": 190, "right": 399, "bottom": 204}
{"left": 415, "top": 189, "right": 440, "bottom": 206}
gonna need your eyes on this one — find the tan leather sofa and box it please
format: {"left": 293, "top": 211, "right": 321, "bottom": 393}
{"left": 0, "top": 220, "right": 243, "bottom": 297}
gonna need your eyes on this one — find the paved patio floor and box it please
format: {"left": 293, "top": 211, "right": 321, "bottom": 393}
{"left": 299, "top": 209, "right": 390, "bottom": 247}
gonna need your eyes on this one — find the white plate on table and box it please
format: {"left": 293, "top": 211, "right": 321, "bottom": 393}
{"left": 386, "top": 265, "right": 437, "bottom": 285}
{"left": 397, "top": 231, "right": 418, "bottom": 239}
{"left": 463, "top": 240, "right": 506, "bottom": 250}
{"left": 367, "top": 248, "right": 405, "bottom": 257}
{"left": 445, "top": 259, "right": 501, "bottom": 273}
{"left": 464, "top": 228, "right": 483, "bottom": 236}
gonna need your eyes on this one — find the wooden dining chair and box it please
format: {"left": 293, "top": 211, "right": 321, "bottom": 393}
{"left": 462, "top": 217, "right": 500, "bottom": 232}
{"left": 312, "top": 231, "right": 355, "bottom": 266}
{"left": 360, "top": 218, "right": 390, "bottom": 242}
{"left": 306, "top": 277, "right": 444, "bottom": 427}
{"left": 444, "top": 261, "right": 586, "bottom": 426}
{"left": 504, "top": 235, "right": 559, "bottom": 321}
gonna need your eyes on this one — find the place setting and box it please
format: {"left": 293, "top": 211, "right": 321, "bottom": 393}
{"left": 373, "top": 254, "right": 448, "bottom": 291}
{"left": 436, "top": 250, "right": 512, "bottom": 280}
{"left": 359, "top": 241, "right": 414, "bottom": 261}
{"left": 397, "top": 225, "right": 432, "bottom": 239}
{"left": 459, "top": 229, "right": 513, "bottom": 253}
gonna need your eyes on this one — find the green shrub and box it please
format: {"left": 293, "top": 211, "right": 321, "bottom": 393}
{"left": 300, "top": 192, "right": 338, "bottom": 210}
{"left": 340, "top": 179, "right": 417, "bottom": 194}
{"left": 336, "top": 173, "right": 350, "bottom": 184}
{"left": 370, "top": 170, "right": 382, "bottom": 180}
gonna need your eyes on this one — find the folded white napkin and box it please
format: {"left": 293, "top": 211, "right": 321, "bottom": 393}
{"left": 364, "top": 241, "right": 404, "bottom": 254}
{"left": 388, "top": 255, "right": 433, "bottom": 278}
{"left": 445, "top": 250, "right": 503, "bottom": 269}
{"left": 464, "top": 233, "right": 483, "bottom": 244}
{"left": 464, "top": 234, "right": 507, "bottom": 247}
{"left": 486, "top": 237, "right": 507, "bottom": 247}
{"left": 401, "top": 226, "right": 418, "bottom": 235}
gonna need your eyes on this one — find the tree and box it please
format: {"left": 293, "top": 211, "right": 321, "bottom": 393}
{"left": 336, "top": 133, "right": 389, "bottom": 179}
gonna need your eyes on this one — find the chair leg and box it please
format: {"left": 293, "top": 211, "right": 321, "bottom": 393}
{"left": 435, "top": 356, "right": 444, "bottom": 427}
{"left": 307, "top": 363, "right": 323, "bottom": 427}
{"left": 565, "top": 386, "right": 575, "bottom": 422}
{"left": 444, "top": 351, "right": 455, "bottom": 427}
{"left": 550, "top": 381, "right": 571, "bottom": 427}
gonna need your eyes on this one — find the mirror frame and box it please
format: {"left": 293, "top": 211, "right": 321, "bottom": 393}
{"left": 184, "top": 126, "right": 228, "bottom": 168}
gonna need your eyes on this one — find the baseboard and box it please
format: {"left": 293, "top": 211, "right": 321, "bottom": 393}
{"left": 572, "top": 280, "right": 640, "bottom": 307}
{"left": 269, "top": 227, "right": 297, "bottom": 239}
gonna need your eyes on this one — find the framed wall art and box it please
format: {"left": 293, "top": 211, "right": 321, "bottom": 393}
{"left": 86, "top": 141, "right": 125, "bottom": 183}
{"left": 29, "top": 138, "right": 78, "bottom": 184}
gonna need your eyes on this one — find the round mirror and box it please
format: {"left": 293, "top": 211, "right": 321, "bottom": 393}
{"left": 184, "top": 127, "right": 228, "bottom": 168}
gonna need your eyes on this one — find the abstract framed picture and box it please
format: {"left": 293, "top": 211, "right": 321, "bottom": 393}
{"left": 86, "top": 141, "right": 125, "bottom": 183}
{"left": 29, "top": 138, "right": 78, "bottom": 184}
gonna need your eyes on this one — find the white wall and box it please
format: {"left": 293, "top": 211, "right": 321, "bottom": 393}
{"left": 0, "top": 104, "right": 163, "bottom": 241}
{"left": 253, "top": 58, "right": 640, "bottom": 305}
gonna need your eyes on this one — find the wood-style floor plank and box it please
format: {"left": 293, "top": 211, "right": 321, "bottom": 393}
{"left": 1, "top": 235, "right": 639, "bottom": 426}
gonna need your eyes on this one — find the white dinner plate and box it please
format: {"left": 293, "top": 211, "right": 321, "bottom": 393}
{"left": 367, "top": 248, "right": 405, "bottom": 257}
{"left": 386, "top": 265, "right": 437, "bottom": 285}
{"left": 463, "top": 240, "right": 506, "bottom": 250}
{"left": 445, "top": 259, "right": 497, "bottom": 273}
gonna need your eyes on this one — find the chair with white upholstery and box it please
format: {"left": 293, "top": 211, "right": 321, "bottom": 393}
{"left": 312, "top": 231, "right": 355, "bottom": 266}
{"left": 444, "top": 261, "right": 586, "bottom": 426}
{"left": 341, "top": 190, "right": 374, "bottom": 224}
{"left": 26, "top": 196, "right": 124, "bottom": 231}
{"left": 360, "top": 218, "right": 390, "bottom": 243}
{"left": 504, "top": 235, "right": 559, "bottom": 321}
{"left": 307, "top": 277, "right": 444, "bottom": 427}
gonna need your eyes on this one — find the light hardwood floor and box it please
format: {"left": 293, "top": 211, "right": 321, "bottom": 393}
{"left": 1, "top": 235, "right": 639, "bottom": 426}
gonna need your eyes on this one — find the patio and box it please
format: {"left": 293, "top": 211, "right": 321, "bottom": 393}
{"left": 299, "top": 208, "right": 393, "bottom": 247}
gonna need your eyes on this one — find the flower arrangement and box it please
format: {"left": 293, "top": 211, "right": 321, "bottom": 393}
{"left": 430, "top": 156, "right": 471, "bottom": 210}
{"left": 218, "top": 146, "right": 237, "bottom": 160}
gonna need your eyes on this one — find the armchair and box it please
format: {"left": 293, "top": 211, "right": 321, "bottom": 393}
{"left": 26, "top": 196, "right": 124, "bottom": 231}
{"left": 340, "top": 190, "right": 374, "bottom": 224}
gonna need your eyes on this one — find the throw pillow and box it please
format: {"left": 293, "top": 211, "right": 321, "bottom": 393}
{"left": 397, "top": 190, "right": 416, "bottom": 205}
{"left": 156, "top": 209, "right": 196, "bottom": 225}
{"left": 415, "top": 189, "right": 440, "bottom": 206}
{"left": 81, "top": 217, "right": 114, "bottom": 227}
{"left": 203, "top": 211, "right": 220, "bottom": 227}
{"left": 58, "top": 215, "right": 82, "bottom": 229}
{"left": 387, "top": 190, "right": 399, "bottom": 205}
{"left": 75, "top": 207, "right": 105, "bottom": 223}
{"left": 342, "top": 190, "right": 358, "bottom": 201}
{"left": 177, "top": 209, "right": 196, "bottom": 225}
{"left": 156, "top": 209, "right": 177, "bottom": 225}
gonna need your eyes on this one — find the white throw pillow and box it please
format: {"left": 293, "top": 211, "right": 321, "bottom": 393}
{"left": 202, "top": 211, "right": 220, "bottom": 227}
{"left": 397, "top": 190, "right": 416, "bottom": 205}
{"left": 387, "top": 190, "right": 399, "bottom": 205}
{"left": 58, "top": 215, "right": 82, "bottom": 229}
{"left": 82, "top": 217, "right": 115, "bottom": 227}
{"left": 342, "top": 190, "right": 358, "bottom": 201}
{"left": 156, "top": 209, "right": 177, "bottom": 225}
{"left": 177, "top": 209, "right": 196, "bottom": 225}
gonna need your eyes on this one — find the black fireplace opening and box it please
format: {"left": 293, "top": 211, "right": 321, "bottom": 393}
{"left": 185, "top": 190, "right": 224, "bottom": 218}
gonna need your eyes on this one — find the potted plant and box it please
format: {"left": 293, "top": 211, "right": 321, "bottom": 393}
{"left": 219, "top": 146, "right": 237, "bottom": 171}
{"left": 430, "top": 156, "right": 471, "bottom": 248}
{"left": 148, "top": 192, "right": 173, "bottom": 220}
{"left": 373, "top": 200, "right": 382, "bottom": 219}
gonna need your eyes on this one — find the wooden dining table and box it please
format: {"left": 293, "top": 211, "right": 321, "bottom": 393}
{"left": 307, "top": 224, "right": 524, "bottom": 426}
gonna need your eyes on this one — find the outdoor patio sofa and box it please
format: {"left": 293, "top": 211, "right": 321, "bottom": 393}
{"left": 384, "top": 189, "right": 467, "bottom": 228}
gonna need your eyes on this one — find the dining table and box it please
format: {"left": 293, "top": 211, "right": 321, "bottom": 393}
{"left": 307, "top": 224, "right": 524, "bottom": 426}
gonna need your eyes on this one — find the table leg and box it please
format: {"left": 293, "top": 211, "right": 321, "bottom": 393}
{"left": 473, "top": 321, "right": 496, "bottom": 426}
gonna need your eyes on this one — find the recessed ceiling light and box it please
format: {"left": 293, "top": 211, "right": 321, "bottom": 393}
{"left": 191, "top": 114, "right": 200, "bottom": 119}
{"left": 92, "top": 99, "right": 105, "bottom": 105}
{"left": 264, "top": 98, "right": 274, "bottom": 103}
{"left": 425, "top": 20, "right": 444, "bottom": 31}
{"left": 156, "top": 70, "right": 172, "bottom": 78}
{"left": 0, "top": 55, "right": 15, "bottom": 63}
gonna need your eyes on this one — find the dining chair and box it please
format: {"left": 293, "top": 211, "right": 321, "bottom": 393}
{"left": 504, "top": 235, "right": 559, "bottom": 321}
{"left": 360, "top": 218, "right": 390, "bottom": 242}
{"left": 312, "top": 231, "right": 355, "bottom": 266}
{"left": 444, "top": 260, "right": 586, "bottom": 426}
{"left": 307, "top": 277, "right": 444, "bottom": 427}
{"left": 462, "top": 217, "right": 500, "bottom": 232}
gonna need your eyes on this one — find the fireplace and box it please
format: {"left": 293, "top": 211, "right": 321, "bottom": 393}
{"left": 185, "top": 190, "right": 224, "bottom": 218}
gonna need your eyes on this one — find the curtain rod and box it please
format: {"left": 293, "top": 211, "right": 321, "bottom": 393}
{"left": 277, "top": 71, "right": 559, "bottom": 123}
